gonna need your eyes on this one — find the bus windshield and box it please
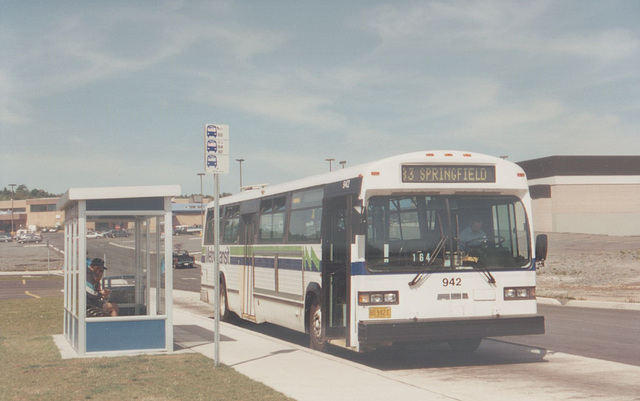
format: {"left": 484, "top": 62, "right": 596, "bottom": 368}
{"left": 365, "top": 195, "right": 531, "bottom": 273}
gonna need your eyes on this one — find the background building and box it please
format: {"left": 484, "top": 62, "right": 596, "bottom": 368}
{"left": 0, "top": 198, "right": 62, "bottom": 232}
{"left": 518, "top": 156, "right": 640, "bottom": 236}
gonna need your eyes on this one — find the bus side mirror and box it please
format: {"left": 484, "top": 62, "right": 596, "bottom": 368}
{"left": 535, "top": 234, "right": 548, "bottom": 267}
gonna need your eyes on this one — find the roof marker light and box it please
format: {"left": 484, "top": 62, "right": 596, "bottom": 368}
{"left": 445, "top": 153, "right": 453, "bottom": 157}
{"left": 371, "top": 171, "right": 380, "bottom": 176}
{"left": 426, "top": 153, "right": 435, "bottom": 157}
{"left": 463, "top": 153, "right": 472, "bottom": 157}
{"left": 517, "top": 173, "right": 526, "bottom": 178}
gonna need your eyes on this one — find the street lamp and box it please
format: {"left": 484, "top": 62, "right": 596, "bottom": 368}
{"left": 197, "top": 173, "right": 205, "bottom": 232}
{"left": 325, "top": 158, "right": 335, "bottom": 172}
{"left": 339, "top": 160, "right": 347, "bottom": 169}
{"left": 236, "top": 159, "right": 245, "bottom": 190}
{"left": 9, "top": 184, "right": 16, "bottom": 234}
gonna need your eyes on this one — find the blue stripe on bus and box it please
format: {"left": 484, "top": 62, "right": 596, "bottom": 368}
{"left": 228, "top": 256, "right": 309, "bottom": 271}
{"left": 351, "top": 261, "right": 366, "bottom": 275}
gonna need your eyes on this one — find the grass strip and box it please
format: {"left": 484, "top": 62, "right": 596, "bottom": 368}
{"left": 0, "top": 296, "right": 294, "bottom": 401}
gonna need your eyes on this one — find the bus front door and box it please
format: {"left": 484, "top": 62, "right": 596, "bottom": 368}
{"left": 321, "top": 196, "right": 352, "bottom": 346}
{"left": 241, "top": 213, "right": 256, "bottom": 320}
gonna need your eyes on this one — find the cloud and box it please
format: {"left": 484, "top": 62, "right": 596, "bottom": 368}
{"left": 0, "top": 2, "right": 289, "bottom": 127}
{"left": 457, "top": 99, "right": 639, "bottom": 158}
{"left": 361, "top": 1, "right": 639, "bottom": 64}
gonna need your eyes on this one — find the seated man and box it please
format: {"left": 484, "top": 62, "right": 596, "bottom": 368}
{"left": 86, "top": 258, "right": 119, "bottom": 317}
{"left": 459, "top": 216, "right": 487, "bottom": 250}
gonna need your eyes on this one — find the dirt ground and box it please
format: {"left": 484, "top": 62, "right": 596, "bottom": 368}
{"left": 537, "top": 232, "right": 640, "bottom": 304}
{"left": 2, "top": 232, "right": 639, "bottom": 304}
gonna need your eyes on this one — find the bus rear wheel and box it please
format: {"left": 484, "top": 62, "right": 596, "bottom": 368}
{"left": 309, "top": 301, "right": 327, "bottom": 351}
{"left": 219, "top": 278, "right": 230, "bottom": 322}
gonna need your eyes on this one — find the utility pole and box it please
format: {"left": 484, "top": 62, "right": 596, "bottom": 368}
{"left": 236, "top": 159, "right": 245, "bottom": 190}
{"left": 197, "top": 173, "right": 205, "bottom": 232}
{"left": 9, "top": 184, "right": 16, "bottom": 234}
{"left": 325, "top": 158, "right": 335, "bottom": 172}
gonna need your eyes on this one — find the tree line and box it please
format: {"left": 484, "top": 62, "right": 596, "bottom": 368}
{"left": 0, "top": 185, "right": 61, "bottom": 201}
{"left": 0, "top": 186, "right": 231, "bottom": 201}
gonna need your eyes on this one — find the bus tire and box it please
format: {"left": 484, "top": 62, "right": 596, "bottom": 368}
{"left": 309, "top": 300, "right": 327, "bottom": 351}
{"left": 219, "top": 277, "right": 230, "bottom": 322}
{"left": 448, "top": 338, "right": 482, "bottom": 353}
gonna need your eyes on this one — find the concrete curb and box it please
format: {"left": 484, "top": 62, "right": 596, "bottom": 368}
{"left": 536, "top": 297, "right": 562, "bottom": 306}
{"left": 563, "top": 299, "right": 640, "bottom": 311}
{"left": 0, "top": 270, "right": 63, "bottom": 276}
{"left": 537, "top": 297, "right": 640, "bottom": 311}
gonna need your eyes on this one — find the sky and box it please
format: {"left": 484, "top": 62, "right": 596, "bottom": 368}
{"left": 1, "top": 1, "right": 639, "bottom": 197}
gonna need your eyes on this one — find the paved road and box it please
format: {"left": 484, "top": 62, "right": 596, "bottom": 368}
{"left": 0, "top": 275, "right": 63, "bottom": 301}
{"left": 504, "top": 304, "right": 640, "bottom": 367}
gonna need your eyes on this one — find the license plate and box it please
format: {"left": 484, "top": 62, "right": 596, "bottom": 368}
{"left": 369, "top": 306, "right": 391, "bottom": 319}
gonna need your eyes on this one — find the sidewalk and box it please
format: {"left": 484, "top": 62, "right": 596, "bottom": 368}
{"left": 52, "top": 288, "right": 450, "bottom": 400}
{"left": 44, "top": 286, "right": 640, "bottom": 400}
{"left": 170, "top": 290, "right": 451, "bottom": 401}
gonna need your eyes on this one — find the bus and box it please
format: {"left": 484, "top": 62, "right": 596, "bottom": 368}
{"left": 201, "top": 150, "right": 547, "bottom": 352}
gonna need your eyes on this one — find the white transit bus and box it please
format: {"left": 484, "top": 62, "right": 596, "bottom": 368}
{"left": 201, "top": 150, "right": 547, "bottom": 352}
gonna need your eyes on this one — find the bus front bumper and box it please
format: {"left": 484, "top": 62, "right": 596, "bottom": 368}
{"left": 357, "top": 314, "right": 545, "bottom": 344}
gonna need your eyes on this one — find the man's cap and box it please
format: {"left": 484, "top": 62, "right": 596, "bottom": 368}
{"left": 91, "top": 258, "right": 106, "bottom": 269}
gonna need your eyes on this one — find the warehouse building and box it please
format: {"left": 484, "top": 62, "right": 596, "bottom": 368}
{"left": 517, "top": 156, "right": 640, "bottom": 236}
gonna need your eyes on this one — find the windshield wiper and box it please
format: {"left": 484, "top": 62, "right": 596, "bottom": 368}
{"left": 472, "top": 264, "right": 496, "bottom": 284}
{"left": 408, "top": 236, "right": 448, "bottom": 287}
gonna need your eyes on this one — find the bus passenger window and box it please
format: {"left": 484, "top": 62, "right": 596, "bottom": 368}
{"left": 289, "top": 207, "right": 322, "bottom": 243}
{"left": 258, "top": 197, "right": 287, "bottom": 243}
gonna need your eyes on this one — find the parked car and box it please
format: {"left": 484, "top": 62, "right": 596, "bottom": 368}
{"left": 86, "top": 231, "right": 104, "bottom": 239}
{"left": 186, "top": 225, "right": 202, "bottom": 234}
{"left": 104, "top": 229, "right": 129, "bottom": 238}
{"left": 18, "top": 234, "right": 42, "bottom": 244}
{"left": 173, "top": 250, "right": 195, "bottom": 268}
{"left": 0, "top": 232, "right": 12, "bottom": 242}
{"left": 174, "top": 225, "right": 188, "bottom": 235}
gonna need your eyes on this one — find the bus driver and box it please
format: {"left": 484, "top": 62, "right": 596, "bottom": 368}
{"left": 459, "top": 215, "right": 487, "bottom": 249}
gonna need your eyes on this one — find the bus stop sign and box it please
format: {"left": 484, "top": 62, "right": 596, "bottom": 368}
{"left": 204, "top": 124, "right": 229, "bottom": 174}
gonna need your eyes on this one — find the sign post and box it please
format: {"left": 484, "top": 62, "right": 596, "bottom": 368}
{"left": 204, "top": 123, "right": 229, "bottom": 367}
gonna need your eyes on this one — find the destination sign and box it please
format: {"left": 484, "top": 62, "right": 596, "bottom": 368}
{"left": 402, "top": 165, "right": 496, "bottom": 183}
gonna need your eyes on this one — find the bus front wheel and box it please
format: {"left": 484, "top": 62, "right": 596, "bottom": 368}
{"left": 448, "top": 338, "right": 482, "bottom": 353}
{"left": 309, "top": 301, "right": 327, "bottom": 351}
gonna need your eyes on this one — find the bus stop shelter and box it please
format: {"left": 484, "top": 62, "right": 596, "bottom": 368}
{"left": 57, "top": 185, "right": 180, "bottom": 356}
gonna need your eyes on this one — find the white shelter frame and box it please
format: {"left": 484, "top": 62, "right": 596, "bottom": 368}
{"left": 57, "top": 185, "right": 180, "bottom": 356}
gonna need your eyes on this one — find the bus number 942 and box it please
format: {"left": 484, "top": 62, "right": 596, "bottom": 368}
{"left": 443, "top": 278, "right": 462, "bottom": 287}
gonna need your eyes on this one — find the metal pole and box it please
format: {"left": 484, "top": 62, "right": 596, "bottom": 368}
{"left": 198, "top": 173, "right": 205, "bottom": 232}
{"left": 214, "top": 173, "right": 220, "bottom": 367}
{"left": 325, "top": 158, "right": 335, "bottom": 172}
{"left": 236, "top": 159, "right": 245, "bottom": 190}
{"left": 9, "top": 184, "right": 16, "bottom": 234}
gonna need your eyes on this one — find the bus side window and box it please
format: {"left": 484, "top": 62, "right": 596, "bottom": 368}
{"left": 258, "top": 197, "right": 287, "bottom": 243}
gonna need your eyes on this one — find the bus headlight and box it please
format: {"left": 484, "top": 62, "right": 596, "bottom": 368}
{"left": 358, "top": 291, "right": 399, "bottom": 305}
{"left": 504, "top": 287, "right": 536, "bottom": 300}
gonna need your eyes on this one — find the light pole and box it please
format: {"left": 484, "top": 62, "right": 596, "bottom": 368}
{"left": 339, "top": 160, "right": 347, "bottom": 169}
{"left": 9, "top": 184, "right": 16, "bottom": 235}
{"left": 325, "top": 158, "right": 335, "bottom": 172}
{"left": 197, "top": 173, "right": 205, "bottom": 232}
{"left": 236, "top": 158, "right": 245, "bottom": 190}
